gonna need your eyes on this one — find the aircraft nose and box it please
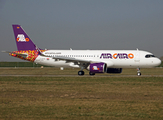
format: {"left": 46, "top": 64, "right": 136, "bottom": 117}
{"left": 155, "top": 58, "right": 161, "bottom": 66}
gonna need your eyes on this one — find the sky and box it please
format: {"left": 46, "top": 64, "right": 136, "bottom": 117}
{"left": 0, "top": 0, "right": 163, "bottom": 61}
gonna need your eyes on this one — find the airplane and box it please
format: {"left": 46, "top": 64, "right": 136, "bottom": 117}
{"left": 2, "top": 25, "right": 161, "bottom": 76}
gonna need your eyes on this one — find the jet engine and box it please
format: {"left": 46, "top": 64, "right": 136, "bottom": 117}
{"left": 87, "top": 63, "right": 107, "bottom": 73}
{"left": 106, "top": 68, "right": 122, "bottom": 73}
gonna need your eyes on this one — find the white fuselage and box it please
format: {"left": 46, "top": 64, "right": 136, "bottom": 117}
{"left": 34, "top": 50, "right": 161, "bottom": 68}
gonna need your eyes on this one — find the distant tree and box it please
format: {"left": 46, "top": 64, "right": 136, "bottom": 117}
{"left": 160, "top": 56, "right": 163, "bottom": 61}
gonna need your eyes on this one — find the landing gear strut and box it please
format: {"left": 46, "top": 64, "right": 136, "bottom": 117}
{"left": 78, "top": 66, "right": 85, "bottom": 76}
{"left": 137, "top": 68, "right": 141, "bottom": 76}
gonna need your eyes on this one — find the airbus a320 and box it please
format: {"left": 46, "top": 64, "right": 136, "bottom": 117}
{"left": 3, "top": 25, "right": 161, "bottom": 76}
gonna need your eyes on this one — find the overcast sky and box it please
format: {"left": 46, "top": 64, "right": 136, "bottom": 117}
{"left": 0, "top": 0, "right": 163, "bottom": 61}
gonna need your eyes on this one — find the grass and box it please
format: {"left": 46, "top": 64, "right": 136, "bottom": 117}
{"left": 0, "top": 68, "right": 163, "bottom": 119}
{"left": 0, "top": 67, "right": 162, "bottom": 76}
{"left": 0, "top": 76, "right": 163, "bottom": 120}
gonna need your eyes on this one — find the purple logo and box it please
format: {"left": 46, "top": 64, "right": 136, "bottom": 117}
{"left": 100, "top": 53, "right": 134, "bottom": 59}
{"left": 100, "top": 53, "right": 112, "bottom": 59}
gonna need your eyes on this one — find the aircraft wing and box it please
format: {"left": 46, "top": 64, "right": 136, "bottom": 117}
{"left": 50, "top": 56, "right": 114, "bottom": 68}
{"left": 39, "top": 51, "right": 106, "bottom": 68}
{"left": 48, "top": 55, "right": 114, "bottom": 68}
{"left": 39, "top": 51, "right": 92, "bottom": 63}
{"left": 53, "top": 56, "right": 91, "bottom": 63}
{"left": 40, "top": 53, "right": 95, "bottom": 68}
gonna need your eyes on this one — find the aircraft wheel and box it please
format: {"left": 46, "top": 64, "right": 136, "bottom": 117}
{"left": 137, "top": 72, "right": 141, "bottom": 76}
{"left": 78, "top": 71, "right": 84, "bottom": 76}
{"left": 89, "top": 72, "right": 95, "bottom": 76}
{"left": 137, "top": 68, "right": 141, "bottom": 76}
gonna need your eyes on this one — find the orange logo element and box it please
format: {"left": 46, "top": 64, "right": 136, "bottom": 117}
{"left": 17, "top": 27, "right": 20, "bottom": 29}
{"left": 17, "top": 38, "right": 19, "bottom": 42}
{"left": 25, "top": 38, "right": 29, "bottom": 42}
{"left": 113, "top": 53, "right": 117, "bottom": 59}
{"left": 128, "top": 53, "right": 134, "bottom": 59}
{"left": 16, "top": 38, "right": 29, "bottom": 42}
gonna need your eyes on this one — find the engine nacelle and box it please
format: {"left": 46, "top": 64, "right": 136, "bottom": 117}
{"left": 106, "top": 68, "right": 122, "bottom": 73}
{"left": 87, "top": 63, "right": 107, "bottom": 73}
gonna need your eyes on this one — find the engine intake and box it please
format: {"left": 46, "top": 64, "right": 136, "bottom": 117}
{"left": 87, "top": 63, "right": 107, "bottom": 73}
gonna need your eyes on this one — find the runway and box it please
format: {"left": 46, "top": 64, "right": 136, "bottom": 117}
{"left": 0, "top": 74, "right": 163, "bottom": 77}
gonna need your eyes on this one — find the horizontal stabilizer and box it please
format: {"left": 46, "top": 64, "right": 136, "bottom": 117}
{"left": 1, "top": 51, "right": 11, "bottom": 53}
{"left": 2, "top": 51, "right": 28, "bottom": 58}
{"left": 12, "top": 53, "right": 28, "bottom": 58}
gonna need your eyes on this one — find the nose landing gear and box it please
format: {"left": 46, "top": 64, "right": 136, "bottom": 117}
{"left": 137, "top": 68, "right": 141, "bottom": 76}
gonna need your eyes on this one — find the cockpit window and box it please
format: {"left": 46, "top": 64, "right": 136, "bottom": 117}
{"left": 145, "top": 54, "right": 155, "bottom": 58}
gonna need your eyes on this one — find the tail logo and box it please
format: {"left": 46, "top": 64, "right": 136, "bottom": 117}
{"left": 17, "top": 34, "right": 29, "bottom": 42}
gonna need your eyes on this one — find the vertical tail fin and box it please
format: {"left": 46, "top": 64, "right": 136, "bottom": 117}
{"left": 12, "top": 25, "right": 36, "bottom": 51}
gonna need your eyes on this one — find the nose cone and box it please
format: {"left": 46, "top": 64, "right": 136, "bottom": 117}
{"left": 155, "top": 58, "right": 162, "bottom": 66}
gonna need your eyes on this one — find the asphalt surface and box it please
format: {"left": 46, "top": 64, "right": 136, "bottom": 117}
{"left": 0, "top": 74, "right": 163, "bottom": 77}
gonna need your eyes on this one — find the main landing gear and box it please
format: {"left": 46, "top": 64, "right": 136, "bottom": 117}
{"left": 78, "top": 66, "right": 86, "bottom": 76}
{"left": 78, "top": 71, "right": 95, "bottom": 76}
{"left": 89, "top": 72, "right": 95, "bottom": 76}
{"left": 78, "top": 71, "right": 84, "bottom": 76}
{"left": 137, "top": 68, "right": 141, "bottom": 76}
